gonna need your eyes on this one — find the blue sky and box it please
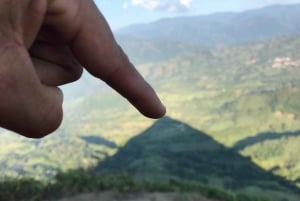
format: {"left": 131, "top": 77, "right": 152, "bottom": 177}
{"left": 94, "top": 0, "right": 300, "bottom": 30}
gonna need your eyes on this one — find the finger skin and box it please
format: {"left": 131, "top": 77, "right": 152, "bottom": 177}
{"left": 0, "top": 42, "right": 63, "bottom": 138}
{"left": 0, "top": 0, "right": 65, "bottom": 138}
{"left": 23, "top": 0, "right": 48, "bottom": 48}
{"left": 30, "top": 41, "right": 83, "bottom": 86}
{"left": 46, "top": 0, "right": 166, "bottom": 118}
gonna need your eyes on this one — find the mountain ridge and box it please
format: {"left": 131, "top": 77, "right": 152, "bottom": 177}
{"left": 96, "top": 117, "right": 300, "bottom": 201}
{"left": 116, "top": 4, "right": 300, "bottom": 47}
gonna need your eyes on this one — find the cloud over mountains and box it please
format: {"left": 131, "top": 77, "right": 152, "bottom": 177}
{"left": 126, "top": 0, "right": 192, "bottom": 12}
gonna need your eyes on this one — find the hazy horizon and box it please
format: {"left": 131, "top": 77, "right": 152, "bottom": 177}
{"left": 95, "top": 0, "right": 300, "bottom": 30}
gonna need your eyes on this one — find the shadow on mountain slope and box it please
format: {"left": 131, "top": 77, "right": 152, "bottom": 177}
{"left": 95, "top": 117, "right": 299, "bottom": 198}
{"left": 233, "top": 130, "right": 300, "bottom": 151}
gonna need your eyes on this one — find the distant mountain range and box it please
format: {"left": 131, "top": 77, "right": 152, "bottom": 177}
{"left": 64, "top": 4, "right": 300, "bottom": 100}
{"left": 116, "top": 4, "right": 300, "bottom": 47}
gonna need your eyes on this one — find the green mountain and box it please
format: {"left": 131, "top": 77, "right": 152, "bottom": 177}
{"left": 97, "top": 117, "right": 299, "bottom": 201}
{"left": 117, "top": 4, "right": 300, "bottom": 47}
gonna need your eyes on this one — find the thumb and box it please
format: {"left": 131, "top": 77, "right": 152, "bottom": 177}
{"left": 0, "top": 43, "right": 63, "bottom": 138}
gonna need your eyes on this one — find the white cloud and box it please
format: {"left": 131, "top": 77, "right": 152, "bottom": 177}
{"left": 131, "top": 0, "right": 160, "bottom": 9}
{"left": 179, "top": 0, "right": 192, "bottom": 8}
{"left": 129, "top": 0, "right": 193, "bottom": 12}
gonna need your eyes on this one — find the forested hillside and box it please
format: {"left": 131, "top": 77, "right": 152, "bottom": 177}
{"left": 1, "top": 35, "right": 300, "bottom": 200}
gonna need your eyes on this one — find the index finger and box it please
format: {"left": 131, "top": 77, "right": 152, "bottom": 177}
{"left": 46, "top": 0, "right": 166, "bottom": 118}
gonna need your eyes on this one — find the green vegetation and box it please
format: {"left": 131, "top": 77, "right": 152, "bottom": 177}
{"left": 97, "top": 117, "right": 300, "bottom": 201}
{"left": 1, "top": 35, "right": 300, "bottom": 200}
{"left": 0, "top": 169, "right": 270, "bottom": 201}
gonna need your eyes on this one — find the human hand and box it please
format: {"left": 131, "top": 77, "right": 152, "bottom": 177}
{"left": 0, "top": 0, "right": 166, "bottom": 138}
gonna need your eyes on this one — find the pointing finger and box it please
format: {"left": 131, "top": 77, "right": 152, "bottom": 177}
{"left": 46, "top": 0, "right": 166, "bottom": 118}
